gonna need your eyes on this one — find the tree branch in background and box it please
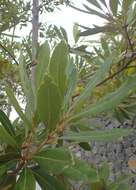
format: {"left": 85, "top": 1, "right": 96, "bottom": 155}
{"left": 31, "top": 0, "right": 39, "bottom": 83}
{"left": 0, "top": 43, "right": 18, "bottom": 65}
{"left": 123, "top": 24, "right": 134, "bottom": 53}
{"left": 97, "top": 53, "right": 136, "bottom": 87}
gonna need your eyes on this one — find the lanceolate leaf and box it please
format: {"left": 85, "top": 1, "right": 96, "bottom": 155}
{"left": 63, "top": 67, "right": 77, "bottom": 110}
{"left": 0, "top": 165, "right": 7, "bottom": 178}
{"left": 108, "top": 174, "right": 135, "bottom": 190}
{"left": 19, "top": 55, "right": 36, "bottom": 119}
{"left": 33, "top": 148, "right": 73, "bottom": 174}
{"left": 34, "top": 148, "right": 98, "bottom": 181}
{"left": 83, "top": 4, "right": 108, "bottom": 19}
{"left": 69, "top": 75, "right": 136, "bottom": 121}
{"left": 0, "top": 126, "right": 18, "bottom": 148}
{"left": 60, "top": 128, "right": 132, "bottom": 142}
{"left": 86, "top": 0, "right": 102, "bottom": 10}
{"left": 37, "top": 75, "right": 62, "bottom": 131}
{"left": 6, "top": 86, "right": 31, "bottom": 134}
{"left": 99, "top": 0, "right": 107, "bottom": 7}
{"left": 63, "top": 158, "right": 98, "bottom": 181}
{"left": 49, "top": 41, "right": 68, "bottom": 97}
{"left": 15, "top": 168, "right": 35, "bottom": 190}
{"left": 80, "top": 25, "right": 115, "bottom": 36}
{"left": 35, "top": 42, "right": 50, "bottom": 90}
{"left": 109, "top": 0, "right": 118, "bottom": 16}
{"left": 98, "top": 162, "right": 110, "bottom": 181}
{"left": 33, "top": 167, "right": 66, "bottom": 190}
{"left": 0, "top": 110, "right": 15, "bottom": 136}
{"left": 0, "top": 152, "right": 19, "bottom": 165}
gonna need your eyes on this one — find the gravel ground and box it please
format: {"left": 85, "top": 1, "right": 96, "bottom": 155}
{"left": 71, "top": 117, "right": 136, "bottom": 189}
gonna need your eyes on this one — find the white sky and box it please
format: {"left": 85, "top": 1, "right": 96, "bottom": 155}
{"left": 15, "top": 0, "right": 105, "bottom": 44}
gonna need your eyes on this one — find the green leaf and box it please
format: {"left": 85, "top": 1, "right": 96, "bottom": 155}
{"left": 70, "top": 57, "right": 113, "bottom": 112}
{"left": 0, "top": 110, "right": 15, "bottom": 136}
{"left": 114, "top": 184, "right": 130, "bottom": 190}
{"left": 37, "top": 75, "right": 62, "bottom": 131}
{"left": 60, "top": 128, "right": 132, "bottom": 142}
{"left": 0, "top": 152, "right": 19, "bottom": 165}
{"left": 83, "top": 4, "right": 108, "bottom": 19}
{"left": 33, "top": 167, "right": 66, "bottom": 190}
{"left": 109, "top": 174, "right": 135, "bottom": 190}
{"left": 63, "top": 158, "right": 98, "bottom": 181}
{"left": 15, "top": 168, "right": 35, "bottom": 190}
{"left": 0, "top": 126, "right": 18, "bottom": 148}
{"left": 19, "top": 54, "right": 35, "bottom": 119}
{"left": 33, "top": 148, "right": 73, "bottom": 174}
{"left": 5, "top": 86, "right": 31, "bottom": 134}
{"left": 86, "top": 0, "right": 102, "bottom": 10}
{"left": 0, "top": 165, "right": 7, "bottom": 177}
{"left": 69, "top": 75, "right": 136, "bottom": 121}
{"left": 35, "top": 42, "right": 50, "bottom": 90}
{"left": 49, "top": 41, "right": 68, "bottom": 97}
{"left": 60, "top": 27, "right": 68, "bottom": 42}
{"left": 90, "top": 180, "right": 106, "bottom": 190}
{"left": 80, "top": 26, "right": 105, "bottom": 36}
{"left": 99, "top": 0, "right": 107, "bottom": 7}
{"left": 63, "top": 66, "right": 77, "bottom": 111}
{"left": 73, "top": 23, "right": 80, "bottom": 43}
{"left": 79, "top": 142, "right": 91, "bottom": 151}
{"left": 79, "top": 25, "right": 115, "bottom": 36}
{"left": 109, "top": 0, "right": 118, "bottom": 16}
{"left": 98, "top": 162, "right": 110, "bottom": 181}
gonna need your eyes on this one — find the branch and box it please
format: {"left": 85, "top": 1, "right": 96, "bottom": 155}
{"left": 123, "top": 24, "right": 134, "bottom": 52}
{"left": 31, "top": 0, "right": 39, "bottom": 82}
{"left": 97, "top": 55, "right": 136, "bottom": 87}
{"left": 0, "top": 43, "right": 18, "bottom": 65}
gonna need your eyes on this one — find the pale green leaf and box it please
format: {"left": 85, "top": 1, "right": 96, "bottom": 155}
{"left": 73, "top": 23, "right": 80, "bottom": 43}
{"left": 63, "top": 67, "right": 77, "bottom": 111}
{"left": 109, "top": 0, "right": 118, "bottom": 16}
{"left": 19, "top": 55, "right": 35, "bottom": 119}
{"left": 35, "top": 42, "right": 50, "bottom": 90}
{"left": 63, "top": 158, "right": 98, "bottom": 181}
{"left": 6, "top": 86, "right": 31, "bottom": 133}
{"left": 49, "top": 41, "right": 68, "bottom": 97}
{"left": 60, "top": 129, "right": 132, "bottom": 142}
{"left": 0, "top": 110, "right": 15, "bottom": 136}
{"left": 37, "top": 75, "right": 62, "bottom": 131}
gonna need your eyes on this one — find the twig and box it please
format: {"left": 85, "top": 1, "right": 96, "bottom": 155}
{"left": 0, "top": 43, "right": 18, "bottom": 65}
{"left": 123, "top": 24, "right": 134, "bottom": 52}
{"left": 97, "top": 55, "right": 136, "bottom": 87}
